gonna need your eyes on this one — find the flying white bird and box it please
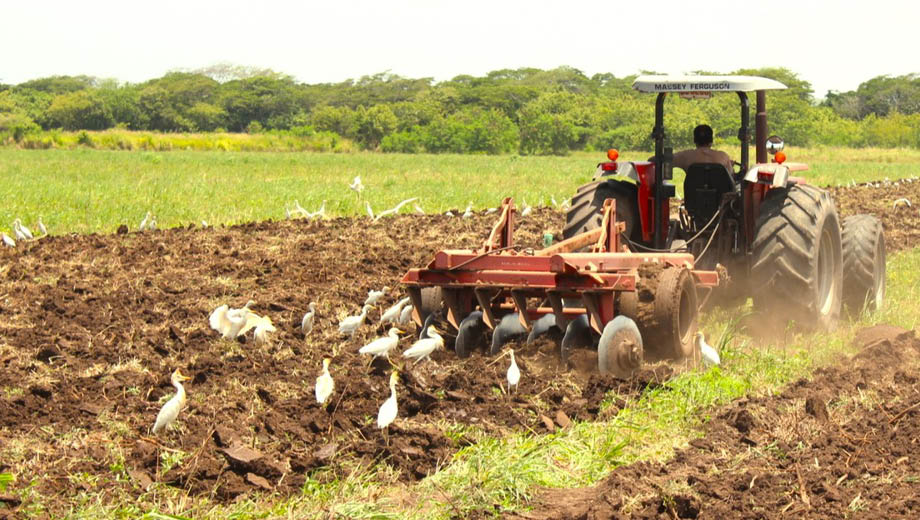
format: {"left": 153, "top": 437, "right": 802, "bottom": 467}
{"left": 507, "top": 349, "right": 520, "bottom": 393}
{"left": 697, "top": 332, "right": 720, "bottom": 368}
{"left": 301, "top": 302, "right": 317, "bottom": 336}
{"left": 38, "top": 217, "right": 48, "bottom": 236}
{"left": 365, "top": 201, "right": 375, "bottom": 219}
{"left": 462, "top": 202, "right": 474, "bottom": 219}
{"left": 893, "top": 198, "right": 912, "bottom": 209}
{"left": 339, "top": 304, "right": 372, "bottom": 336}
{"left": 413, "top": 203, "right": 425, "bottom": 215}
{"left": 398, "top": 304, "right": 414, "bottom": 326}
{"left": 374, "top": 197, "right": 419, "bottom": 221}
{"left": 250, "top": 315, "right": 277, "bottom": 344}
{"left": 14, "top": 219, "right": 33, "bottom": 240}
{"left": 209, "top": 300, "right": 255, "bottom": 339}
{"left": 380, "top": 297, "right": 411, "bottom": 324}
{"left": 2, "top": 232, "right": 15, "bottom": 248}
{"left": 377, "top": 371, "right": 399, "bottom": 432}
{"left": 152, "top": 369, "right": 191, "bottom": 434}
{"left": 359, "top": 327, "right": 403, "bottom": 359}
{"left": 139, "top": 212, "right": 152, "bottom": 231}
{"left": 364, "top": 286, "right": 390, "bottom": 306}
{"left": 315, "top": 358, "right": 334, "bottom": 404}
{"left": 402, "top": 325, "right": 444, "bottom": 364}
{"left": 349, "top": 175, "right": 365, "bottom": 194}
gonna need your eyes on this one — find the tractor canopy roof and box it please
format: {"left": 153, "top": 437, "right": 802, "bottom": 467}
{"left": 632, "top": 75, "right": 787, "bottom": 93}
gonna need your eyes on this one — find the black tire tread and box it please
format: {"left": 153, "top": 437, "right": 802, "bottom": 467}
{"left": 751, "top": 184, "right": 842, "bottom": 328}
{"left": 563, "top": 180, "right": 640, "bottom": 242}
{"left": 841, "top": 214, "right": 885, "bottom": 312}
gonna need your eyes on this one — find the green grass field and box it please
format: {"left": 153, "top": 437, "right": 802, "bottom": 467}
{"left": 2, "top": 147, "right": 919, "bottom": 235}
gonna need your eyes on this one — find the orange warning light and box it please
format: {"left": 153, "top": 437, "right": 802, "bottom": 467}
{"left": 607, "top": 149, "right": 619, "bottom": 161}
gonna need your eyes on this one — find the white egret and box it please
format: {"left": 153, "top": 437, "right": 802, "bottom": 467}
{"left": 365, "top": 201, "right": 375, "bottom": 219}
{"left": 413, "top": 203, "right": 425, "bottom": 215}
{"left": 309, "top": 200, "right": 327, "bottom": 220}
{"left": 253, "top": 318, "right": 277, "bottom": 344}
{"left": 560, "top": 198, "right": 571, "bottom": 210}
{"left": 139, "top": 212, "right": 152, "bottom": 231}
{"left": 520, "top": 203, "right": 533, "bottom": 217}
{"left": 551, "top": 195, "right": 559, "bottom": 208}
{"left": 286, "top": 206, "right": 292, "bottom": 220}
{"left": 507, "top": 349, "right": 520, "bottom": 393}
{"left": 380, "top": 297, "right": 411, "bottom": 324}
{"left": 301, "top": 302, "right": 317, "bottom": 336}
{"left": 359, "top": 327, "right": 403, "bottom": 359}
{"left": 364, "top": 286, "right": 390, "bottom": 306}
{"left": 2, "top": 232, "right": 15, "bottom": 248}
{"left": 402, "top": 325, "right": 444, "bottom": 364}
{"left": 13, "top": 221, "right": 27, "bottom": 241}
{"left": 485, "top": 207, "right": 498, "bottom": 214}
{"left": 349, "top": 175, "right": 365, "bottom": 194}
{"left": 152, "top": 369, "right": 192, "bottom": 434}
{"left": 209, "top": 300, "right": 255, "bottom": 339}
{"left": 201, "top": 220, "right": 209, "bottom": 228}
{"left": 377, "top": 371, "right": 399, "bottom": 433}
{"left": 149, "top": 216, "right": 157, "bottom": 230}
{"left": 373, "top": 197, "right": 419, "bottom": 221}
{"left": 294, "top": 200, "right": 308, "bottom": 216}
{"left": 697, "top": 332, "right": 721, "bottom": 368}
{"left": 38, "top": 217, "right": 48, "bottom": 236}
{"left": 339, "top": 304, "right": 372, "bottom": 336}
{"left": 397, "top": 304, "right": 414, "bottom": 326}
{"left": 893, "top": 198, "right": 912, "bottom": 209}
{"left": 315, "top": 358, "right": 334, "bottom": 405}
{"left": 444, "top": 210, "right": 455, "bottom": 217}
{"left": 14, "top": 219, "right": 33, "bottom": 240}
{"left": 462, "top": 202, "right": 473, "bottom": 219}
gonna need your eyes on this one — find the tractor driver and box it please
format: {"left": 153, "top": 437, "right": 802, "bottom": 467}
{"left": 672, "top": 124, "right": 733, "bottom": 174}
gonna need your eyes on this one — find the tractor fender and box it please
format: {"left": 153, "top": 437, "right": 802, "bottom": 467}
{"left": 593, "top": 161, "right": 642, "bottom": 182}
{"left": 744, "top": 163, "right": 790, "bottom": 187}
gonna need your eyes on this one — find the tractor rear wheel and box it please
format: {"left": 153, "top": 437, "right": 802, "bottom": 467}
{"left": 751, "top": 185, "right": 843, "bottom": 330}
{"left": 841, "top": 214, "right": 886, "bottom": 314}
{"left": 563, "top": 180, "right": 641, "bottom": 243}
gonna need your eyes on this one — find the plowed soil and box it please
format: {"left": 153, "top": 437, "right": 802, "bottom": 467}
{"left": 0, "top": 181, "right": 918, "bottom": 515}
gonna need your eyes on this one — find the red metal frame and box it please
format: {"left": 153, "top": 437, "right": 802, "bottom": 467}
{"left": 402, "top": 198, "right": 719, "bottom": 335}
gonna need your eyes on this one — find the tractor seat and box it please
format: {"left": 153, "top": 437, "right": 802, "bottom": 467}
{"left": 683, "top": 163, "right": 736, "bottom": 230}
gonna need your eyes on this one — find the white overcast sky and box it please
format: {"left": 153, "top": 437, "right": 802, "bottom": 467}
{"left": 1, "top": 0, "right": 916, "bottom": 99}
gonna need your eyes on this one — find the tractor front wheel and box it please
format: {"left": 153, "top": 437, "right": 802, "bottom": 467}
{"left": 563, "top": 180, "right": 641, "bottom": 243}
{"left": 751, "top": 185, "right": 843, "bottom": 330}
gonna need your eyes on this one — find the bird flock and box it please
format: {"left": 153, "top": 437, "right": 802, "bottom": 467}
{"left": 2, "top": 217, "right": 48, "bottom": 247}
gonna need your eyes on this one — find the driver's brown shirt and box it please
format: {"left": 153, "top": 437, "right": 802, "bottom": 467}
{"left": 672, "top": 146, "right": 733, "bottom": 173}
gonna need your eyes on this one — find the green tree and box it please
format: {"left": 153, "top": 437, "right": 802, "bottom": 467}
{"left": 45, "top": 90, "right": 113, "bottom": 130}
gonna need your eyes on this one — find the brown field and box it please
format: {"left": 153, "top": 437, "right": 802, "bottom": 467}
{"left": 1, "top": 180, "right": 919, "bottom": 517}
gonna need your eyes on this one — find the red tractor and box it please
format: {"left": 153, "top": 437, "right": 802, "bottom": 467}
{"left": 402, "top": 75, "right": 886, "bottom": 374}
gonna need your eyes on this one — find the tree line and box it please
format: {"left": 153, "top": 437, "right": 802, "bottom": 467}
{"left": 2, "top": 65, "right": 919, "bottom": 154}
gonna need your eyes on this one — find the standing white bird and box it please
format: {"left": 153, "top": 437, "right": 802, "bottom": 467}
{"left": 152, "top": 369, "right": 192, "bottom": 434}
{"left": 444, "top": 210, "right": 455, "bottom": 217}
{"left": 359, "top": 327, "right": 403, "bottom": 359}
{"left": 294, "top": 200, "right": 308, "bottom": 217}
{"left": 560, "top": 198, "right": 571, "bottom": 210}
{"left": 209, "top": 300, "right": 255, "bottom": 339}
{"left": 485, "top": 207, "right": 498, "bottom": 214}
{"left": 462, "top": 202, "right": 474, "bottom": 219}
{"left": 315, "top": 358, "right": 334, "bottom": 404}
{"left": 551, "top": 195, "right": 559, "bottom": 208}
{"left": 1, "top": 232, "right": 15, "bottom": 248}
{"left": 13, "top": 221, "right": 27, "bottom": 241}
{"left": 338, "top": 304, "right": 372, "bottom": 336}
{"left": 380, "top": 297, "right": 411, "bottom": 324}
{"left": 139, "top": 212, "right": 152, "bottom": 231}
{"left": 349, "top": 175, "right": 365, "bottom": 194}
{"left": 201, "top": 220, "right": 209, "bottom": 228}
{"left": 377, "top": 371, "right": 399, "bottom": 432}
{"left": 253, "top": 317, "right": 277, "bottom": 344}
{"left": 301, "top": 302, "right": 317, "bottom": 336}
{"left": 402, "top": 325, "right": 444, "bottom": 364}
{"left": 697, "top": 332, "right": 721, "bottom": 368}
{"left": 37, "top": 217, "right": 48, "bottom": 236}
{"left": 398, "top": 304, "right": 414, "bottom": 326}
{"left": 308, "top": 200, "right": 327, "bottom": 220}
{"left": 365, "top": 201, "right": 375, "bottom": 219}
{"left": 14, "top": 219, "right": 33, "bottom": 240}
{"left": 507, "top": 349, "right": 520, "bottom": 393}
{"left": 520, "top": 198, "right": 533, "bottom": 217}
{"left": 374, "top": 197, "right": 419, "bottom": 221}
{"left": 364, "top": 286, "right": 390, "bottom": 306}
